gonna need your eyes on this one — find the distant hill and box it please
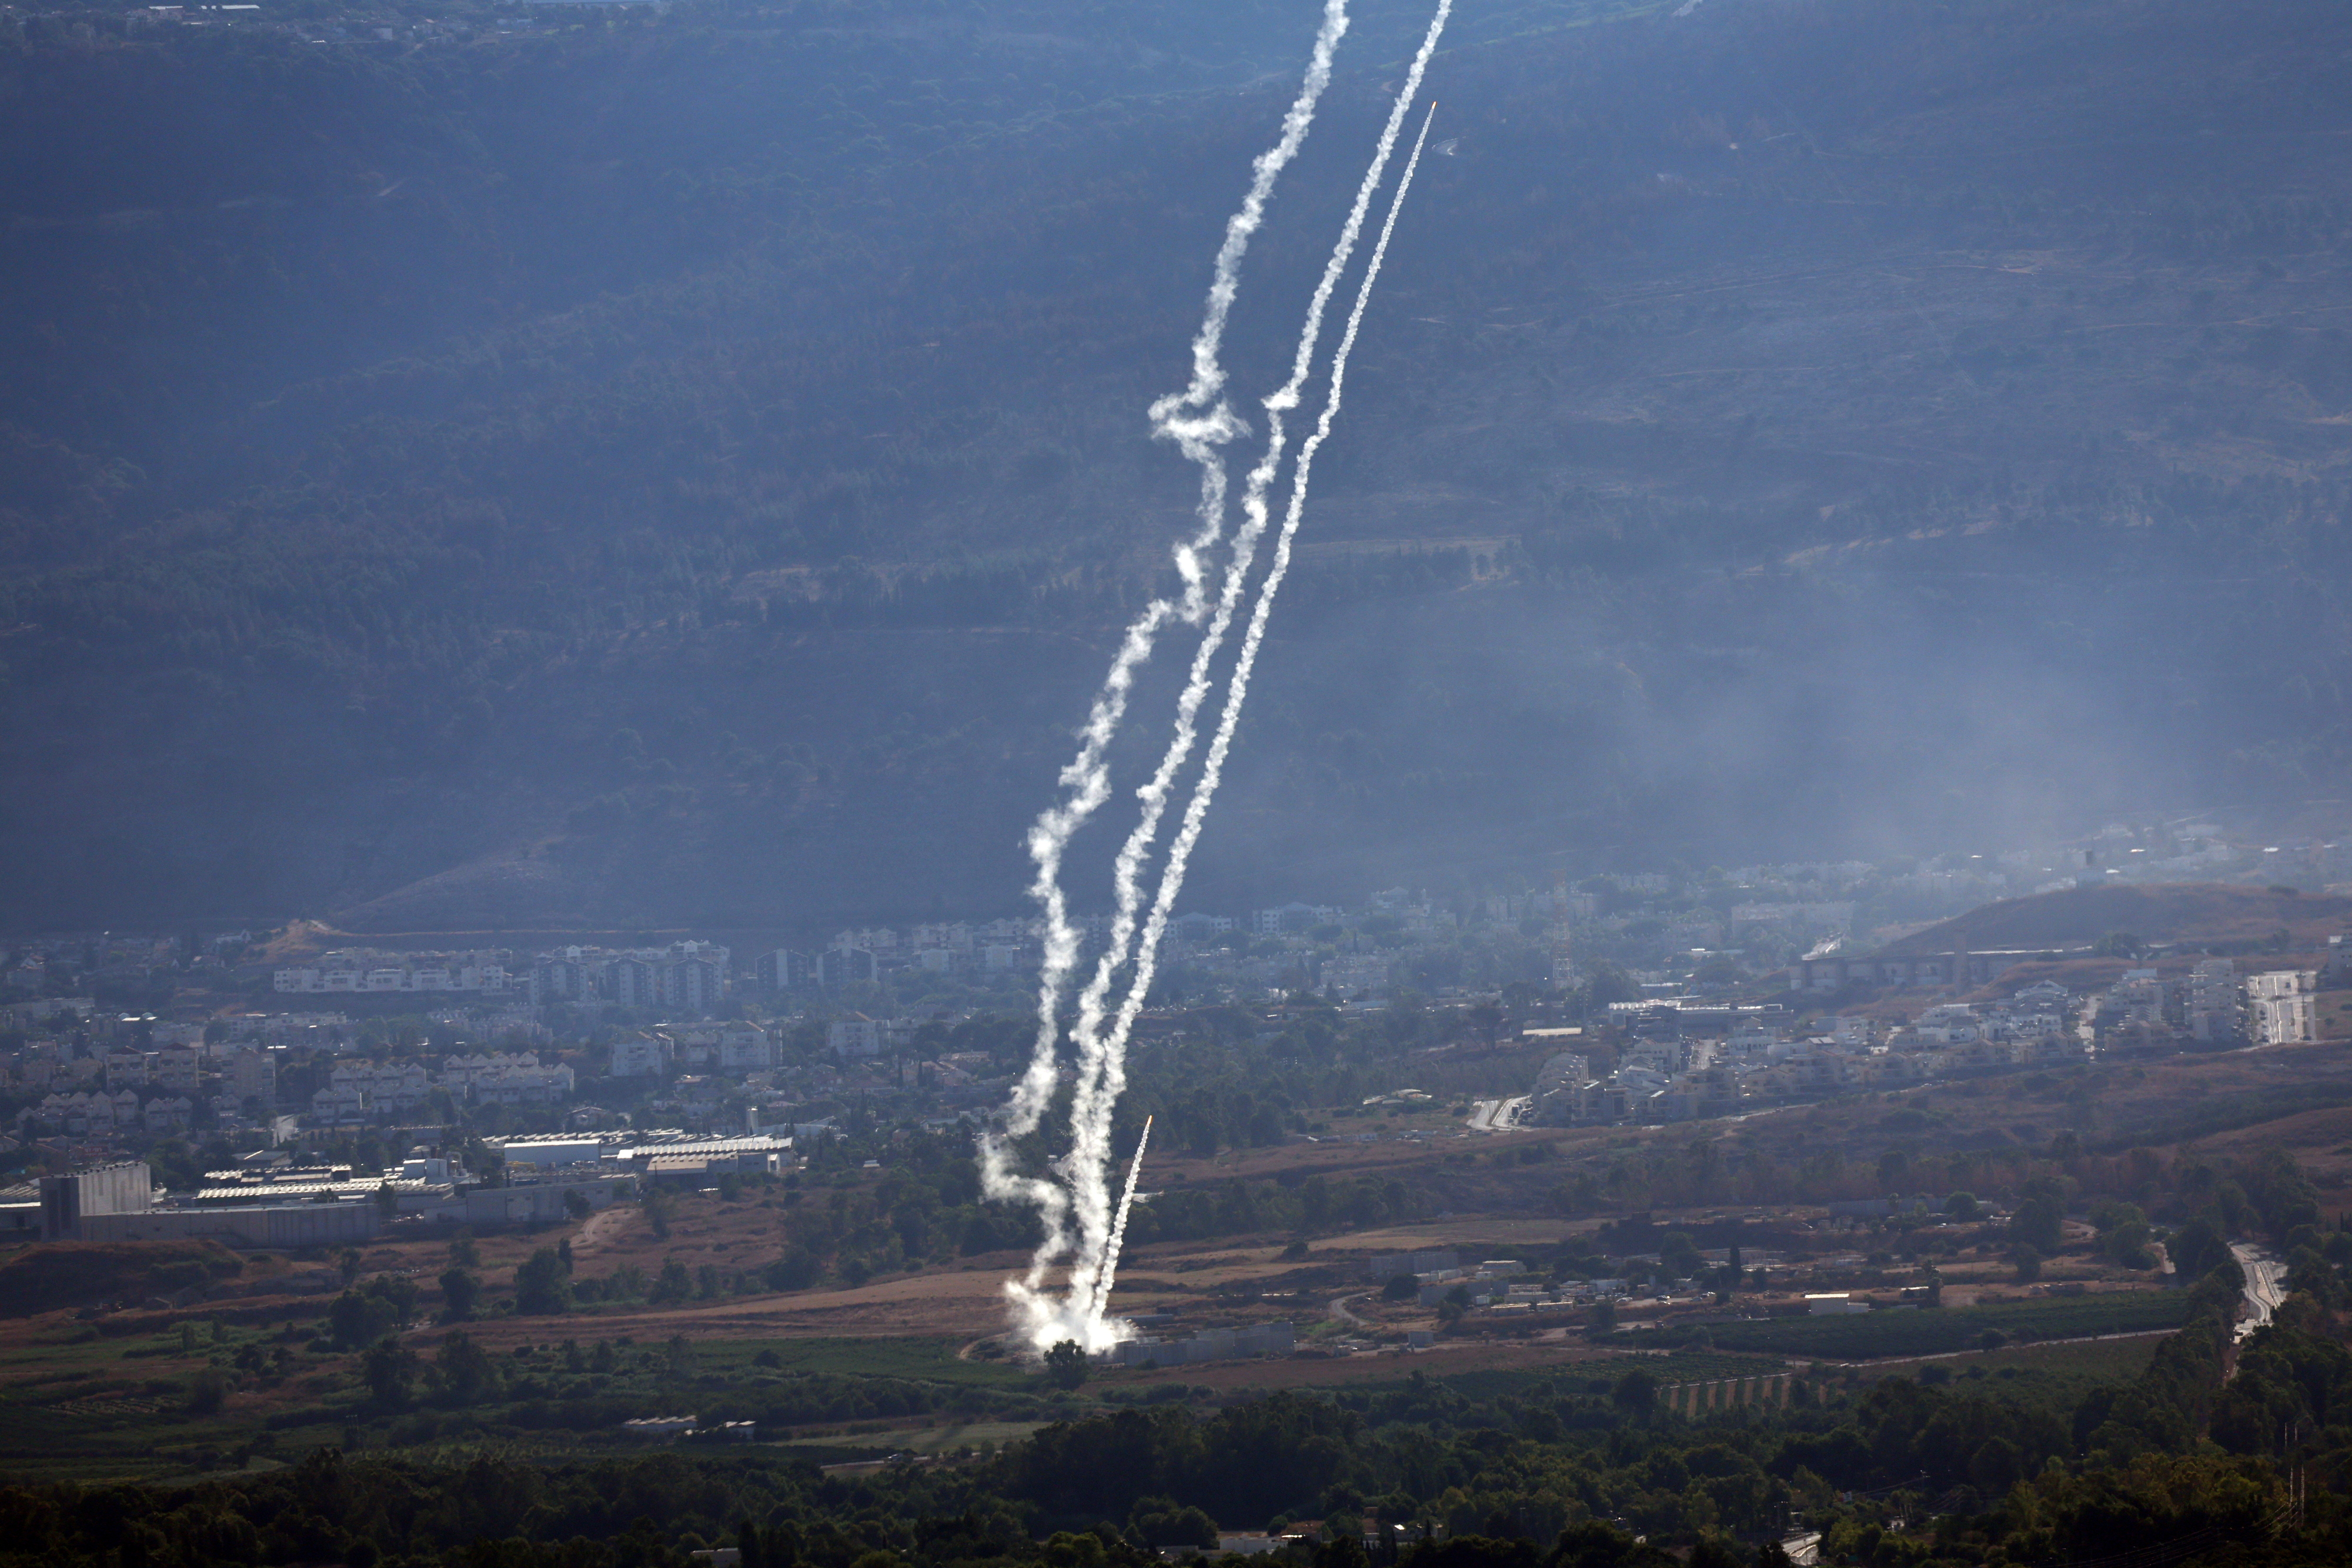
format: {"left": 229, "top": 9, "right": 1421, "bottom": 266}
{"left": 4, "top": 0, "right": 2352, "bottom": 927}
{"left": 1879, "top": 883, "right": 2352, "bottom": 957}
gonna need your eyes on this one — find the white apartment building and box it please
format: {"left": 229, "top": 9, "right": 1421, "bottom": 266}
{"left": 827, "top": 1015, "right": 918, "bottom": 1058}
{"left": 439, "top": 1051, "right": 544, "bottom": 1091}
{"left": 610, "top": 1037, "right": 668, "bottom": 1078}
{"left": 330, "top": 1061, "right": 432, "bottom": 1113}
{"left": 472, "top": 1064, "right": 574, "bottom": 1105}
{"left": 275, "top": 951, "right": 514, "bottom": 994}
{"left": 2249, "top": 971, "right": 2318, "bottom": 1046}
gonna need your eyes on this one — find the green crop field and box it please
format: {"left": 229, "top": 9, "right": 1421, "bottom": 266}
{"left": 1624, "top": 1292, "right": 2189, "bottom": 1360}
{"left": 697, "top": 1336, "right": 1033, "bottom": 1389}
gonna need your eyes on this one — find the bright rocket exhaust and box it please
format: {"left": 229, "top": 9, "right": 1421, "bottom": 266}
{"left": 984, "top": 0, "right": 1450, "bottom": 1356}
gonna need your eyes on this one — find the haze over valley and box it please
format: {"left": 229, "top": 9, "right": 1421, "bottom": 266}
{"left": 6, "top": 0, "right": 2351, "bottom": 929}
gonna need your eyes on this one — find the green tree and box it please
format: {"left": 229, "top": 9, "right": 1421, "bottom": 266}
{"left": 439, "top": 1268, "right": 480, "bottom": 1323}
{"left": 762, "top": 1249, "right": 821, "bottom": 1292}
{"left": 185, "top": 1368, "right": 228, "bottom": 1416}
{"left": 649, "top": 1259, "right": 692, "bottom": 1303}
{"left": 2168, "top": 1215, "right": 2231, "bottom": 1280}
{"left": 329, "top": 1287, "right": 400, "bottom": 1350}
{"left": 1043, "top": 1339, "right": 1090, "bottom": 1390}
{"left": 1582, "top": 964, "right": 1638, "bottom": 1012}
{"left": 514, "top": 1248, "right": 573, "bottom": 1315}
{"left": 2010, "top": 1197, "right": 2064, "bottom": 1255}
{"left": 360, "top": 1336, "right": 417, "bottom": 1410}
{"left": 433, "top": 1331, "right": 499, "bottom": 1405}
{"left": 1381, "top": 1272, "right": 1419, "bottom": 1302}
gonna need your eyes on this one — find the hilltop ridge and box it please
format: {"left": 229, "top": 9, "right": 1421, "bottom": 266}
{"left": 4, "top": 0, "right": 2351, "bottom": 926}
{"left": 1878, "top": 882, "right": 2352, "bottom": 957}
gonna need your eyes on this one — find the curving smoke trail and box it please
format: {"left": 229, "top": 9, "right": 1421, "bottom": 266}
{"left": 1056, "top": 0, "right": 1455, "bottom": 1332}
{"left": 985, "top": 0, "right": 1355, "bottom": 1349}
{"left": 1076, "top": 102, "right": 1444, "bottom": 1325}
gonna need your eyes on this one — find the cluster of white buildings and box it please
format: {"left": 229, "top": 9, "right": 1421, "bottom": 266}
{"left": 2094, "top": 958, "right": 2334, "bottom": 1048}
{"left": 273, "top": 950, "right": 517, "bottom": 995}
{"left": 24, "top": 1089, "right": 197, "bottom": 1136}
{"left": 1532, "top": 982, "right": 2095, "bottom": 1126}
{"left": 1095, "top": 1320, "right": 1296, "bottom": 1368}
{"left": 610, "top": 1022, "right": 776, "bottom": 1077}
{"left": 529, "top": 941, "right": 730, "bottom": 1012}
{"left": 308, "top": 1051, "right": 574, "bottom": 1124}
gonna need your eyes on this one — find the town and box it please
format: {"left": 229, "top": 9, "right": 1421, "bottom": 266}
{"left": 5, "top": 813, "right": 2348, "bottom": 1256}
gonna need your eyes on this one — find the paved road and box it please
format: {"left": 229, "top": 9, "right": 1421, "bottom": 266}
{"left": 2231, "top": 1242, "right": 2286, "bottom": 1342}
{"left": 1329, "top": 1291, "right": 1371, "bottom": 1328}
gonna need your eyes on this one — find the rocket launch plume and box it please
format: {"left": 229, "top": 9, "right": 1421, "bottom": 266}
{"left": 1058, "top": 12, "right": 1454, "bottom": 1330}
{"left": 985, "top": 0, "right": 1355, "bottom": 1350}
{"left": 1089, "top": 1115, "right": 1153, "bottom": 1322}
{"left": 1072, "top": 103, "right": 1444, "bottom": 1329}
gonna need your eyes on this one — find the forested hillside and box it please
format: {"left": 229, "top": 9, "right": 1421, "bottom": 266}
{"left": 3, "top": 0, "right": 2350, "bottom": 928}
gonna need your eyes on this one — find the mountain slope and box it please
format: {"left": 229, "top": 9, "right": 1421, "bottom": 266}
{"left": 1, "top": 0, "right": 2350, "bottom": 927}
{"left": 1881, "top": 884, "right": 2352, "bottom": 956}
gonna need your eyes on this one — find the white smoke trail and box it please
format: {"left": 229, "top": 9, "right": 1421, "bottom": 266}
{"left": 1081, "top": 105, "right": 1443, "bottom": 1323}
{"left": 985, "top": 0, "right": 1355, "bottom": 1352}
{"left": 1057, "top": 24, "right": 1453, "bottom": 1333}
{"left": 1088, "top": 1115, "right": 1154, "bottom": 1322}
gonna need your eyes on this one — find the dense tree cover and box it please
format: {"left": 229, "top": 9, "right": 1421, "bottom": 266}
{"left": 10, "top": 1264, "right": 2352, "bottom": 1568}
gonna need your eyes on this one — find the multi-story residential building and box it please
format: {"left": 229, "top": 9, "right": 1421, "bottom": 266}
{"left": 329, "top": 1061, "right": 432, "bottom": 1114}
{"left": 1321, "top": 956, "right": 1391, "bottom": 1001}
{"left": 662, "top": 945, "right": 727, "bottom": 1013}
{"left": 310, "top": 1084, "right": 370, "bottom": 1124}
{"left": 610, "top": 1035, "right": 668, "bottom": 1078}
{"left": 717, "top": 1025, "right": 772, "bottom": 1072}
{"left": 754, "top": 949, "right": 814, "bottom": 991}
{"left": 1168, "top": 912, "right": 1236, "bottom": 945}
{"left": 2249, "top": 969, "right": 2318, "bottom": 1045}
{"left": 440, "top": 1052, "right": 544, "bottom": 1092}
{"left": 226, "top": 1049, "right": 276, "bottom": 1106}
{"left": 656, "top": 1024, "right": 771, "bottom": 1072}
{"left": 1252, "top": 902, "right": 1339, "bottom": 935}
{"left": 826, "top": 1015, "right": 917, "bottom": 1059}
{"left": 610, "top": 956, "right": 659, "bottom": 1008}
{"left": 273, "top": 950, "right": 514, "bottom": 995}
{"left": 154, "top": 1047, "right": 202, "bottom": 1094}
{"left": 472, "top": 1063, "right": 574, "bottom": 1106}
{"left": 818, "top": 947, "right": 875, "bottom": 988}
{"left": 24, "top": 1089, "right": 141, "bottom": 1135}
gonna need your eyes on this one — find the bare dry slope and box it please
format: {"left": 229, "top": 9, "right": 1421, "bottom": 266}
{"left": 1878, "top": 882, "right": 2352, "bottom": 955}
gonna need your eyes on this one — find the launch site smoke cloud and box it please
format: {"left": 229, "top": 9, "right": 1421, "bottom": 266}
{"left": 983, "top": 0, "right": 1451, "bottom": 1356}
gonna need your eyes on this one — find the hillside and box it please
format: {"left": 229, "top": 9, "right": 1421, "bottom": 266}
{"left": 3, "top": 0, "right": 2351, "bottom": 927}
{"left": 0, "top": 1241, "right": 245, "bottom": 1318}
{"left": 1881, "top": 882, "right": 2352, "bottom": 956}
